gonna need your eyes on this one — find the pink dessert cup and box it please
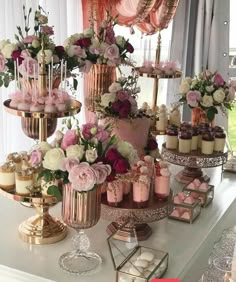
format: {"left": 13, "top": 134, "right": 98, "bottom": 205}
{"left": 132, "top": 182, "right": 150, "bottom": 208}
{"left": 107, "top": 181, "right": 124, "bottom": 207}
{"left": 154, "top": 175, "right": 170, "bottom": 200}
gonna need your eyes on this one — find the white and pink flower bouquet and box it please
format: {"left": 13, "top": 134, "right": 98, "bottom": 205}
{"left": 63, "top": 11, "right": 134, "bottom": 73}
{"left": 29, "top": 122, "right": 139, "bottom": 199}
{"left": 178, "top": 70, "right": 236, "bottom": 120}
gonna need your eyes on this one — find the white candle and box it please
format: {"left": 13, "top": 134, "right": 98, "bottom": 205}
{"left": 51, "top": 57, "right": 53, "bottom": 89}
{"left": 60, "top": 59, "right": 63, "bottom": 92}
{"left": 143, "top": 39, "right": 147, "bottom": 63}
{"left": 64, "top": 61, "right": 67, "bottom": 90}
{"left": 148, "top": 39, "right": 151, "bottom": 62}
{"left": 33, "top": 64, "right": 36, "bottom": 99}
{"left": 14, "top": 61, "right": 17, "bottom": 91}
{"left": 48, "top": 66, "right": 51, "bottom": 98}
{"left": 16, "top": 59, "right": 20, "bottom": 85}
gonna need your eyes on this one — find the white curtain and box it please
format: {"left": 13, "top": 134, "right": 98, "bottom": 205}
{"left": 0, "top": 0, "right": 83, "bottom": 162}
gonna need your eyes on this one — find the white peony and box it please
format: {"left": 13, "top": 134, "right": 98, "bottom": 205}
{"left": 117, "top": 141, "right": 138, "bottom": 165}
{"left": 66, "top": 144, "right": 84, "bottom": 160}
{"left": 201, "top": 95, "right": 214, "bottom": 108}
{"left": 38, "top": 142, "right": 52, "bottom": 155}
{"left": 1, "top": 43, "right": 17, "bottom": 58}
{"left": 205, "top": 85, "right": 214, "bottom": 93}
{"left": 115, "top": 36, "right": 126, "bottom": 48}
{"left": 43, "top": 148, "right": 65, "bottom": 170}
{"left": 213, "top": 89, "right": 225, "bottom": 103}
{"left": 100, "top": 93, "right": 116, "bottom": 107}
{"left": 179, "top": 81, "right": 191, "bottom": 94}
{"left": 85, "top": 149, "right": 98, "bottom": 163}
{"left": 0, "top": 39, "right": 10, "bottom": 50}
{"left": 108, "top": 82, "right": 122, "bottom": 93}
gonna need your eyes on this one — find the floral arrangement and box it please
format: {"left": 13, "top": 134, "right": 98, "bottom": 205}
{"left": 63, "top": 11, "right": 134, "bottom": 73}
{"left": 178, "top": 70, "right": 236, "bottom": 120}
{"left": 95, "top": 72, "right": 152, "bottom": 119}
{"left": 0, "top": 5, "right": 81, "bottom": 89}
{"left": 29, "top": 122, "right": 139, "bottom": 199}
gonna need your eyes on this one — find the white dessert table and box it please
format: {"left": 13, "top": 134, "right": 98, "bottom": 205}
{"left": 0, "top": 167, "right": 236, "bottom": 282}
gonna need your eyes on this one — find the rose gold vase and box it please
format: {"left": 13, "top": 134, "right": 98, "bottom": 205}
{"left": 191, "top": 107, "right": 215, "bottom": 127}
{"left": 84, "top": 64, "right": 116, "bottom": 122}
{"left": 59, "top": 183, "right": 102, "bottom": 274}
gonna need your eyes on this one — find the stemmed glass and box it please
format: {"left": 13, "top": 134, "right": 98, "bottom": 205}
{"left": 58, "top": 183, "right": 102, "bottom": 275}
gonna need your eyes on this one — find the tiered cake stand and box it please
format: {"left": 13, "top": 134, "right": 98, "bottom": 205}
{"left": 101, "top": 190, "right": 173, "bottom": 242}
{"left": 162, "top": 143, "right": 228, "bottom": 184}
{"left": 0, "top": 99, "right": 81, "bottom": 244}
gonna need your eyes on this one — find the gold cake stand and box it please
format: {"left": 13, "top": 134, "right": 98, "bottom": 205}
{"left": 2, "top": 99, "right": 82, "bottom": 244}
{"left": 162, "top": 143, "right": 228, "bottom": 183}
{"left": 101, "top": 190, "right": 173, "bottom": 242}
{"left": 0, "top": 187, "right": 67, "bottom": 244}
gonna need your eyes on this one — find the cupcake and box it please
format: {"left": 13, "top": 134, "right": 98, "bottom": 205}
{"left": 201, "top": 132, "right": 215, "bottom": 155}
{"left": 191, "top": 126, "right": 199, "bottom": 151}
{"left": 166, "top": 126, "right": 178, "bottom": 150}
{"left": 214, "top": 131, "right": 226, "bottom": 152}
{"left": 178, "top": 130, "right": 192, "bottom": 154}
{"left": 0, "top": 162, "right": 15, "bottom": 190}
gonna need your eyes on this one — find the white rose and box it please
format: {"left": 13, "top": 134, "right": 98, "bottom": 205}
{"left": 205, "top": 85, "right": 214, "bottom": 93}
{"left": 83, "top": 28, "right": 94, "bottom": 38}
{"left": 38, "top": 142, "right": 52, "bottom": 155}
{"left": 43, "top": 148, "right": 65, "bottom": 170}
{"left": 63, "top": 37, "right": 74, "bottom": 47}
{"left": 66, "top": 144, "right": 84, "bottom": 160}
{"left": 201, "top": 95, "right": 214, "bottom": 108}
{"left": 32, "top": 39, "right": 40, "bottom": 48}
{"left": 183, "top": 77, "right": 192, "bottom": 84}
{"left": 179, "top": 81, "right": 191, "bottom": 94}
{"left": 2, "top": 43, "right": 17, "bottom": 58}
{"left": 85, "top": 149, "right": 98, "bottom": 163}
{"left": 108, "top": 82, "right": 122, "bottom": 93}
{"left": 115, "top": 36, "right": 126, "bottom": 48}
{"left": 213, "top": 89, "right": 225, "bottom": 103}
{"left": 37, "top": 49, "right": 53, "bottom": 64}
{"left": 100, "top": 93, "right": 116, "bottom": 107}
{"left": 0, "top": 39, "right": 10, "bottom": 50}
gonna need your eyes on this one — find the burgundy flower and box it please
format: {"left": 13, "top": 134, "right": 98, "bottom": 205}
{"left": 106, "top": 148, "right": 121, "bottom": 163}
{"left": 11, "top": 50, "right": 23, "bottom": 64}
{"left": 55, "top": 45, "right": 65, "bottom": 58}
{"left": 126, "top": 42, "right": 134, "bottom": 53}
{"left": 146, "top": 138, "right": 158, "bottom": 150}
{"left": 75, "top": 39, "right": 83, "bottom": 47}
{"left": 113, "top": 158, "right": 129, "bottom": 174}
{"left": 106, "top": 170, "right": 116, "bottom": 182}
{"left": 118, "top": 100, "right": 131, "bottom": 118}
{"left": 111, "top": 100, "right": 123, "bottom": 112}
{"left": 75, "top": 38, "right": 91, "bottom": 48}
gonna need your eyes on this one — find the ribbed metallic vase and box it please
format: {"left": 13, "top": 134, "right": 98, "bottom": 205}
{"left": 62, "top": 184, "right": 101, "bottom": 229}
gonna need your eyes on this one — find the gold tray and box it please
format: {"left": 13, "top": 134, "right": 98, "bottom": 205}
{"left": 3, "top": 99, "right": 82, "bottom": 119}
{"left": 135, "top": 67, "right": 182, "bottom": 79}
{"left": 0, "top": 187, "right": 67, "bottom": 245}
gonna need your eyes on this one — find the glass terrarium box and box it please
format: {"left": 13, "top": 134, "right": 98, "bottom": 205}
{"left": 183, "top": 178, "right": 214, "bottom": 208}
{"left": 107, "top": 229, "right": 168, "bottom": 282}
{"left": 169, "top": 191, "right": 201, "bottom": 223}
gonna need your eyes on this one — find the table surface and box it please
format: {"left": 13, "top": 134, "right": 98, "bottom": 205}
{"left": 0, "top": 167, "right": 236, "bottom": 282}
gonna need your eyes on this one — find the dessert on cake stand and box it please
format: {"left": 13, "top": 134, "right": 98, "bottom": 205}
{"left": 0, "top": 47, "right": 81, "bottom": 244}
{"left": 162, "top": 143, "right": 228, "bottom": 184}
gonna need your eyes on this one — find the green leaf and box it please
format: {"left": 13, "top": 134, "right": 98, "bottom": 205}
{"left": 207, "top": 108, "right": 215, "bottom": 121}
{"left": 38, "top": 169, "right": 53, "bottom": 182}
{"left": 47, "top": 185, "right": 62, "bottom": 201}
{"left": 0, "top": 78, "right": 3, "bottom": 87}
{"left": 97, "top": 141, "right": 103, "bottom": 156}
{"left": 73, "top": 78, "right": 78, "bottom": 90}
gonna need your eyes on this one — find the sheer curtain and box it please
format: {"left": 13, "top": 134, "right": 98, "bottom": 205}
{"left": 0, "top": 0, "right": 83, "bottom": 161}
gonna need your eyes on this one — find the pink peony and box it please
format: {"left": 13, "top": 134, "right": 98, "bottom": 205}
{"left": 91, "top": 162, "right": 111, "bottom": 184}
{"left": 104, "top": 44, "right": 119, "bottom": 60}
{"left": 0, "top": 52, "right": 7, "bottom": 72}
{"left": 68, "top": 162, "right": 98, "bottom": 191}
{"left": 19, "top": 57, "right": 38, "bottom": 78}
{"left": 116, "top": 90, "right": 129, "bottom": 101}
{"left": 113, "top": 158, "right": 129, "bottom": 174}
{"left": 23, "top": 35, "right": 38, "bottom": 44}
{"left": 214, "top": 73, "right": 225, "bottom": 86}
{"left": 61, "top": 130, "right": 78, "bottom": 150}
{"left": 30, "top": 149, "right": 43, "bottom": 166}
{"left": 186, "top": 90, "right": 201, "bottom": 107}
{"left": 60, "top": 157, "right": 79, "bottom": 172}
{"left": 96, "top": 127, "right": 110, "bottom": 142}
{"left": 106, "top": 148, "right": 121, "bottom": 163}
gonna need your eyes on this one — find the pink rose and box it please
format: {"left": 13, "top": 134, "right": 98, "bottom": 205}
{"left": 60, "top": 157, "right": 79, "bottom": 172}
{"left": 116, "top": 90, "right": 129, "bottom": 101}
{"left": 113, "top": 158, "right": 129, "bottom": 174}
{"left": 91, "top": 162, "right": 111, "bottom": 184}
{"left": 104, "top": 44, "right": 120, "bottom": 60}
{"left": 0, "top": 52, "right": 7, "bottom": 72}
{"left": 82, "top": 123, "right": 97, "bottom": 139}
{"left": 23, "top": 35, "right": 38, "bottom": 44}
{"left": 95, "top": 127, "right": 110, "bottom": 142}
{"left": 106, "top": 148, "right": 121, "bottom": 164}
{"left": 30, "top": 149, "right": 43, "bottom": 166}
{"left": 186, "top": 90, "right": 201, "bottom": 107}
{"left": 40, "top": 25, "right": 54, "bottom": 35}
{"left": 61, "top": 130, "right": 78, "bottom": 150}
{"left": 214, "top": 73, "right": 225, "bottom": 86}
{"left": 19, "top": 57, "right": 38, "bottom": 78}
{"left": 68, "top": 162, "right": 98, "bottom": 191}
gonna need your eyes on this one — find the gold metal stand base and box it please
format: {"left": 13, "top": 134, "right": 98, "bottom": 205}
{"left": 106, "top": 222, "right": 152, "bottom": 242}
{"left": 19, "top": 214, "right": 67, "bottom": 245}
